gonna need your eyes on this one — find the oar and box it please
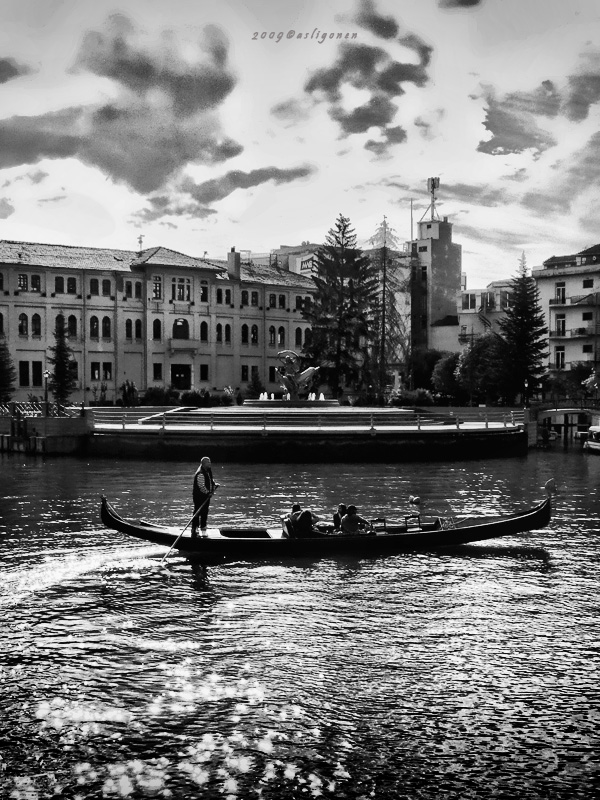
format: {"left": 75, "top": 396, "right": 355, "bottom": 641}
{"left": 160, "top": 494, "right": 211, "bottom": 565}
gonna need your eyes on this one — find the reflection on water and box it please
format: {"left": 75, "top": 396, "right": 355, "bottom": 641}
{"left": 1, "top": 450, "right": 599, "bottom": 799}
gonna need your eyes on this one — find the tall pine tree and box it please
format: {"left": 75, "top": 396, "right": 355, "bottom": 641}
{"left": 302, "top": 214, "right": 379, "bottom": 396}
{"left": 498, "top": 252, "right": 548, "bottom": 402}
{"left": 0, "top": 336, "right": 16, "bottom": 403}
{"left": 47, "top": 314, "right": 78, "bottom": 409}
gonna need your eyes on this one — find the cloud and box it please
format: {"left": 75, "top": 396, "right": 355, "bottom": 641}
{"left": 355, "top": 0, "right": 400, "bottom": 40}
{"left": 477, "top": 89, "right": 557, "bottom": 155}
{"left": 182, "top": 165, "right": 315, "bottom": 205}
{"left": 0, "top": 198, "right": 15, "bottom": 218}
{"left": 0, "top": 57, "right": 33, "bottom": 84}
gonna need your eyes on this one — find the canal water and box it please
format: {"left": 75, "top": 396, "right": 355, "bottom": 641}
{"left": 1, "top": 450, "right": 599, "bottom": 799}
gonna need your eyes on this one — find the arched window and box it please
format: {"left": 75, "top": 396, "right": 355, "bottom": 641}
{"left": 152, "top": 319, "right": 161, "bottom": 340}
{"left": 67, "top": 277, "right": 76, "bottom": 294}
{"left": 31, "top": 314, "right": 41, "bottom": 337}
{"left": 125, "top": 319, "right": 133, "bottom": 339}
{"left": 135, "top": 320, "right": 142, "bottom": 340}
{"left": 216, "top": 288, "right": 223, "bottom": 304}
{"left": 68, "top": 315, "right": 77, "bottom": 337}
{"left": 241, "top": 290, "right": 249, "bottom": 306}
{"left": 241, "top": 324, "right": 249, "bottom": 344}
{"left": 102, "top": 316, "right": 111, "bottom": 338}
{"left": 278, "top": 326, "right": 285, "bottom": 346}
{"left": 216, "top": 323, "right": 223, "bottom": 343}
{"left": 90, "top": 278, "right": 99, "bottom": 295}
{"left": 18, "top": 314, "right": 28, "bottom": 336}
{"left": 173, "top": 318, "right": 189, "bottom": 340}
{"left": 295, "top": 327, "right": 302, "bottom": 347}
{"left": 90, "top": 316, "right": 99, "bottom": 338}
{"left": 102, "top": 279, "right": 111, "bottom": 296}
{"left": 304, "top": 328, "right": 312, "bottom": 347}
{"left": 269, "top": 325, "right": 276, "bottom": 347}
{"left": 225, "top": 324, "right": 231, "bottom": 343}
{"left": 200, "top": 321, "right": 208, "bottom": 342}
{"left": 251, "top": 324, "right": 259, "bottom": 345}
{"left": 55, "top": 276, "right": 64, "bottom": 294}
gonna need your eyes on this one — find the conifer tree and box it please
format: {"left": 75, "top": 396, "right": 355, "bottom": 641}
{"left": 498, "top": 252, "right": 548, "bottom": 402}
{"left": 47, "top": 314, "right": 78, "bottom": 409}
{"left": 302, "top": 214, "right": 380, "bottom": 396}
{"left": 0, "top": 336, "right": 16, "bottom": 403}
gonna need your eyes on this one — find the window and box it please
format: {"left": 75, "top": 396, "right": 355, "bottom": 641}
{"left": 269, "top": 366, "right": 277, "bottom": 382}
{"left": 90, "top": 316, "right": 99, "bottom": 338}
{"left": 31, "top": 314, "right": 41, "bottom": 337}
{"left": 217, "top": 288, "right": 223, "bottom": 304}
{"left": 241, "top": 290, "right": 249, "bottom": 306}
{"left": 67, "top": 277, "right": 76, "bottom": 294}
{"left": 200, "top": 281, "right": 208, "bottom": 302}
{"left": 125, "top": 281, "right": 132, "bottom": 298}
{"left": 251, "top": 291, "right": 259, "bottom": 307}
{"left": 90, "top": 278, "right": 99, "bottom": 295}
{"left": 583, "top": 344, "right": 593, "bottom": 353}
{"left": 269, "top": 326, "right": 276, "bottom": 346}
{"left": 224, "top": 324, "right": 231, "bottom": 344}
{"left": 19, "top": 361, "right": 29, "bottom": 386}
{"left": 68, "top": 315, "right": 77, "bottom": 337}
{"left": 153, "top": 319, "right": 161, "bottom": 340}
{"left": 555, "top": 314, "right": 566, "bottom": 336}
{"left": 251, "top": 324, "right": 259, "bottom": 345}
{"left": 102, "top": 316, "right": 111, "bottom": 338}
{"left": 269, "top": 293, "right": 276, "bottom": 307}
{"left": 462, "top": 294, "right": 476, "bottom": 310}
{"left": 241, "top": 365, "right": 249, "bottom": 382}
{"left": 583, "top": 278, "right": 594, "bottom": 289}
{"left": 91, "top": 362, "right": 100, "bottom": 381}
{"left": 278, "top": 294, "right": 285, "bottom": 308}
{"left": 135, "top": 320, "right": 142, "bottom": 340}
{"left": 172, "top": 277, "right": 191, "bottom": 301}
{"left": 582, "top": 312, "right": 593, "bottom": 321}
{"left": 55, "top": 277, "right": 64, "bottom": 294}
{"left": 295, "top": 327, "right": 302, "bottom": 347}
{"left": 153, "top": 363, "right": 163, "bottom": 381}
{"left": 102, "top": 279, "right": 111, "bottom": 296}
{"left": 225, "top": 289, "right": 232, "bottom": 305}
{"left": 18, "top": 313, "right": 28, "bottom": 336}
{"left": 172, "top": 318, "right": 189, "bottom": 339}
{"left": 152, "top": 276, "right": 162, "bottom": 300}
{"left": 31, "top": 275, "right": 41, "bottom": 292}
{"left": 555, "top": 282, "right": 566, "bottom": 303}
{"left": 102, "top": 362, "right": 112, "bottom": 381}
{"left": 241, "top": 324, "right": 249, "bottom": 344}
{"left": 200, "top": 364, "right": 209, "bottom": 381}
{"left": 18, "top": 274, "right": 28, "bottom": 291}
{"left": 125, "top": 319, "right": 133, "bottom": 339}
{"left": 216, "top": 323, "right": 223, "bottom": 343}
{"left": 32, "top": 361, "right": 43, "bottom": 387}
{"left": 200, "top": 321, "right": 208, "bottom": 342}
{"left": 278, "top": 326, "right": 285, "bottom": 346}
{"left": 554, "top": 346, "right": 565, "bottom": 370}
{"left": 135, "top": 282, "right": 142, "bottom": 299}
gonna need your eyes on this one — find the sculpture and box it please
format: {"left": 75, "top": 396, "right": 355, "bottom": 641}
{"left": 275, "top": 350, "right": 320, "bottom": 401}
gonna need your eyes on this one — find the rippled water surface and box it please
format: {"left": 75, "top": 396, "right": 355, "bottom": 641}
{"left": 1, "top": 450, "right": 599, "bottom": 799}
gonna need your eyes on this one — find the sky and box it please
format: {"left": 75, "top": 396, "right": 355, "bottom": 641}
{"left": 1, "top": 0, "right": 600, "bottom": 287}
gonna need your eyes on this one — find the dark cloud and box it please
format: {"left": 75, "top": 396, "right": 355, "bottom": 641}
{"left": 0, "top": 198, "right": 15, "bottom": 218}
{"left": 477, "top": 91, "right": 556, "bottom": 155}
{"left": 74, "top": 16, "right": 235, "bottom": 116}
{"left": 355, "top": 0, "right": 399, "bottom": 39}
{"left": 182, "top": 166, "right": 315, "bottom": 205}
{"left": 304, "top": 36, "right": 431, "bottom": 152}
{"left": 0, "top": 57, "right": 33, "bottom": 84}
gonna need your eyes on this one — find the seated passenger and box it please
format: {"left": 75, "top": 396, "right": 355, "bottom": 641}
{"left": 340, "top": 505, "right": 371, "bottom": 534}
{"left": 332, "top": 503, "right": 347, "bottom": 531}
{"left": 290, "top": 504, "right": 320, "bottom": 538}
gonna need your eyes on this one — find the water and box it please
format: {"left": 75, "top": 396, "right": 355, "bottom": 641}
{"left": 1, "top": 450, "right": 599, "bottom": 799}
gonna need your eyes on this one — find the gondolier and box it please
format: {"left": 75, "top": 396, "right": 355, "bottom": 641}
{"left": 191, "top": 456, "right": 219, "bottom": 537}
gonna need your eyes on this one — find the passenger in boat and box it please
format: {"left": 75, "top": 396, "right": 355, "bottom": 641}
{"left": 289, "top": 504, "right": 320, "bottom": 537}
{"left": 340, "top": 505, "right": 371, "bottom": 534}
{"left": 191, "top": 456, "right": 219, "bottom": 537}
{"left": 333, "top": 504, "right": 347, "bottom": 531}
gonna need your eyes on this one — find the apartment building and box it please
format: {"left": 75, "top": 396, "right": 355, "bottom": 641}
{"left": 0, "top": 240, "right": 313, "bottom": 403}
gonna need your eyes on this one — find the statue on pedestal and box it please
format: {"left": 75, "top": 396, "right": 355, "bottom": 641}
{"left": 275, "top": 350, "right": 320, "bottom": 401}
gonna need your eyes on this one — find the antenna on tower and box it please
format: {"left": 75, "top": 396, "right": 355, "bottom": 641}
{"left": 420, "top": 177, "right": 440, "bottom": 222}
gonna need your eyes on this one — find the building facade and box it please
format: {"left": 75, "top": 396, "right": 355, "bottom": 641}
{"left": 0, "top": 240, "right": 313, "bottom": 404}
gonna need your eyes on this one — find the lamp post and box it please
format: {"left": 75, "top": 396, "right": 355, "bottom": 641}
{"left": 44, "top": 370, "right": 50, "bottom": 415}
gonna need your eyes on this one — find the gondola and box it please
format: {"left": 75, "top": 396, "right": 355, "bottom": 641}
{"left": 100, "top": 483, "right": 554, "bottom": 562}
